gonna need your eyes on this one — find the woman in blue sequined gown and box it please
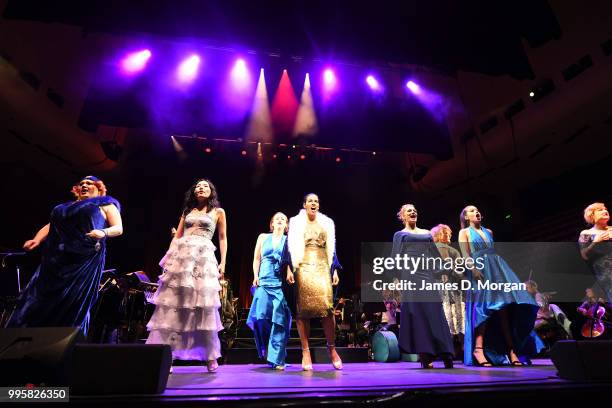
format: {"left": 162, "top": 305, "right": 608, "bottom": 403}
{"left": 247, "top": 212, "right": 292, "bottom": 369}
{"left": 7, "top": 176, "right": 123, "bottom": 337}
{"left": 392, "top": 204, "right": 454, "bottom": 369}
{"left": 146, "top": 179, "right": 228, "bottom": 373}
{"left": 459, "top": 205, "right": 542, "bottom": 366}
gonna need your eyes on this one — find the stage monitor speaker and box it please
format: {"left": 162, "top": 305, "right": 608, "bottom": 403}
{"left": 0, "top": 327, "right": 84, "bottom": 386}
{"left": 70, "top": 344, "right": 172, "bottom": 395}
{"left": 550, "top": 340, "right": 612, "bottom": 381}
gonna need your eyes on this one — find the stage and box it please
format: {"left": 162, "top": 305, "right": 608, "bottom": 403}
{"left": 67, "top": 359, "right": 612, "bottom": 407}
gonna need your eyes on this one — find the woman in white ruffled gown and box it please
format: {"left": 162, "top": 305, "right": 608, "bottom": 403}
{"left": 146, "top": 179, "right": 227, "bottom": 372}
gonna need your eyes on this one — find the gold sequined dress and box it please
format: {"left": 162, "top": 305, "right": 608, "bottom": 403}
{"left": 295, "top": 222, "right": 334, "bottom": 318}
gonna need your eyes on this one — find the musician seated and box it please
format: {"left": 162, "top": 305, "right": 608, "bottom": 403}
{"left": 525, "top": 280, "right": 572, "bottom": 338}
{"left": 576, "top": 287, "right": 612, "bottom": 339}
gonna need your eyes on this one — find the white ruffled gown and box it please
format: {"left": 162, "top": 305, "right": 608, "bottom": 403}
{"left": 146, "top": 212, "right": 223, "bottom": 361}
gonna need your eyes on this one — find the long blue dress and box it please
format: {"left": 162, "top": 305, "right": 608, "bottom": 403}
{"left": 463, "top": 227, "right": 543, "bottom": 365}
{"left": 6, "top": 196, "right": 120, "bottom": 337}
{"left": 247, "top": 234, "right": 292, "bottom": 366}
{"left": 392, "top": 231, "right": 454, "bottom": 357}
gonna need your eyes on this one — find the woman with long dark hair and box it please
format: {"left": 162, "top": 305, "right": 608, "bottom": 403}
{"left": 146, "top": 179, "right": 228, "bottom": 373}
{"left": 459, "top": 205, "right": 542, "bottom": 366}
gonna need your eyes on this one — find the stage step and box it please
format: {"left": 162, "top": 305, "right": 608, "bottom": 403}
{"left": 224, "top": 346, "right": 370, "bottom": 365}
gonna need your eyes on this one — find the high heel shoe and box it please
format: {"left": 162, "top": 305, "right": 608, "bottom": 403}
{"left": 473, "top": 347, "right": 493, "bottom": 367}
{"left": 301, "top": 348, "right": 313, "bottom": 371}
{"left": 508, "top": 349, "right": 523, "bottom": 367}
{"left": 419, "top": 353, "right": 434, "bottom": 369}
{"left": 206, "top": 359, "right": 219, "bottom": 373}
{"left": 442, "top": 353, "right": 454, "bottom": 369}
{"left": 327, "top": 344, "right": 343, "bottom": 370}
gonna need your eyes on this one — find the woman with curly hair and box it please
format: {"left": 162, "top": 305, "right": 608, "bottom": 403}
{"left": 578, "top": 202, "right": 612, "bottom": 302}
{"left": 146, "top": 179, "right": 227, "bottom": 373}
{"left": 7, "top": 176, "right": 123, "bottom": 336}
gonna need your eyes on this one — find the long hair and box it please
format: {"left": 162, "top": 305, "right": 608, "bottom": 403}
{"left": 182, "top": 179, "right": 220, "bottom": 217}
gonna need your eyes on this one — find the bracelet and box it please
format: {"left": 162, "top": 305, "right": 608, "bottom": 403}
{"left": 102, "top": 228, "right": 108, "bottom": 238}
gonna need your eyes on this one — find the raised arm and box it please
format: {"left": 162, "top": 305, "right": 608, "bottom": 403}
{"left": 217, "top": 208, "right": 228, "bottom": 277}
{"left": 23, "top": 223, "right": 50, "bottom": 251}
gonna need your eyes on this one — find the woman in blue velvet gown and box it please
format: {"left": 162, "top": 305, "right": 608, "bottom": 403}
{"left": 392, "top": 204, "right": 455, "bottom": 369}
{"left": 459, "top": 205, "right": 542, "bottom": 366}
{"left": 6, "top": 176, "right": 123, "bottom": 337}
{"left": 247, "top": 212, "right": 292, "bottom": 370}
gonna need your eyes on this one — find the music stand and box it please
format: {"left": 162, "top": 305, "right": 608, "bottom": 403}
{"left": 1, "top": 252, "right": 26, "bottom": 293}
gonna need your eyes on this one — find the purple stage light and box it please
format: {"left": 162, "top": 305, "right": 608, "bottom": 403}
{"left": 231, "top": 58, "right": 249, "bottom": 83}
{"left": 366, "top": 75, "right": 380, "bottom": 91}
{"left": 177, "top": 54, "right": 201, "bottom": 82}
{"left": 120, "top": 49, "right": 152, "bottom": 73}
{"left": 406, "top": 80, "right": 421, "bottom": 94}
{"left": 323, "top": 68, "right": 337, "bottom": 89}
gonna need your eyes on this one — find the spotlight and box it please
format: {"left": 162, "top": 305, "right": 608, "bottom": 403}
{"left": 231, "top": 58, "right": 250, "bottom": 89}
{"left": 121, "top": 49, "right": 152, "bottom": 74}
{"left": 177, "top": 54, "right": 201, "bottom": 82}
{"left": 324, "top": 68, "right": 337, "bottom": 88}
{"left": 335, "top": 157, "right": 341, "bottom": 163}
{"left": 366, "top": 75, "right": 381, "bottom": 91}
{"left": 528, "top": 78, "right": 555, "bottom": 102}
{"left": 406, "top": 80, "right": 420, "bottom": 94}
{"left": 300, "top": 154, "right": 306, "bottom": 160}
{"left": 204, "top": 147, "right": 212, "bottom": 154}
{"left": 241, "top": 150, "right": 247, "bottom": 156}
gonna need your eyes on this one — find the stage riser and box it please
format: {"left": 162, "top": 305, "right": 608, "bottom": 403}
{"left": 224, "top": 347, "right": 369, "bottom": 364}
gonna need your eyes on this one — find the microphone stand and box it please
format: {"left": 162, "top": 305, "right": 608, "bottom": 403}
{"left": 1, "top": 252, "right": 26, "bottom": 293}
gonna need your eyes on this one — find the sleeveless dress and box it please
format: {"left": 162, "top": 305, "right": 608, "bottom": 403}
{"left": 295, "top": 222, "right": 335, "bottom": 318}
{"left": 7, "top": 196, "right": 121, "bottom": 337}
{"left": 391, "top": 231, "right": 454, "bottom": 356}
{"left": 578, "top": 232, "right": 612, "bottom": 302}
{"left": 247, "top": 234, "right": 292, "bottom": 366}
{"left": 463, "top": 227, "right": 543, "bottom": 365}
{"left": 146, "top": 211, "right": 223, "bottom": 361}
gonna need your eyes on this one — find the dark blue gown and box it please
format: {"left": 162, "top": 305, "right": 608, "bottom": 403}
{"left": 392, "top": 231, "right": 454, "bottom": 357}
{"left": 247, "top": 234, "right": 292, "bottom": 366}
{"left": 6, "top": 196, "right": 120, "bottom": 336}
{"left": 463, "top": 227, "right": 543, "bottom": 365}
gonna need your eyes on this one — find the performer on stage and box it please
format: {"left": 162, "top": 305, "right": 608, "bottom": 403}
{"left": 392, "top": 204, "right": 454, "bottom": 369}
{"left": 459, "top": 205, "right": 542, "bottom": 366}
{"left": 247, "top": 212, "right": 292, "bottom": 370}
{"left": 6, "top": 176, "right": 122, "bottom": 336}
{"left": 578, "top": 202, "right": 612, "bottom": 302}
{"left": 287, "top": 193, "right": 343, "bottom": 371}
{"left": 431, "top": 224, "right": 465, "bottom": 340}
{"left": 146, "top": 179, "right": 227, "bottom": 373}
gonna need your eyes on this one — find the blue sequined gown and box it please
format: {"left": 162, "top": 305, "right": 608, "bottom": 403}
{"left": 146, "top": 212, "right": 223, "bottom": 361}
{"left": 247, "top": 234, "right": 292, "bottom": 366}
{"left": 463, "top": 227, "right": 543, "bottom": 366}
{"left": 7, "top": 196, "right": 121, "bottom": 337}
{"left": 392, "top": 231, "right": 454, "bottom": 357}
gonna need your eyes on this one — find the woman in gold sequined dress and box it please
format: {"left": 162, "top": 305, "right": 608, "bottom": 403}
{"left": 287, "top": 193, "right": 343, "bottom": 371}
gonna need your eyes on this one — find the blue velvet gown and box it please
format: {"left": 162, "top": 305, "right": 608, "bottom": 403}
{"left": 247, "top": 234, "right": 292, "bottom": 366}
{"left": 6, "top": 196, "right": 120, "bottom": 337}
{"left": 392, "top": 231, "right": 454, "bottom": 357}
{"left": 463, "top": 227, "right": 544, "bottom": 365}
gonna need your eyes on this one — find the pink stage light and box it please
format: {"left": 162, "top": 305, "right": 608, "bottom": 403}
{"left": 120, "top": 49, "right": 152, "bottom": 73}
{"left": 177, "top": 55, "right": 201, "bottom": 82}
{"left": 406, "top": 80, "right": 421, "bottom": 94}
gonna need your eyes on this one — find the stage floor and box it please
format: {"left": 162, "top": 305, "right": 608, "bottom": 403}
{"left": 164, "top": 359, "right": 562, "bottom": 400}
